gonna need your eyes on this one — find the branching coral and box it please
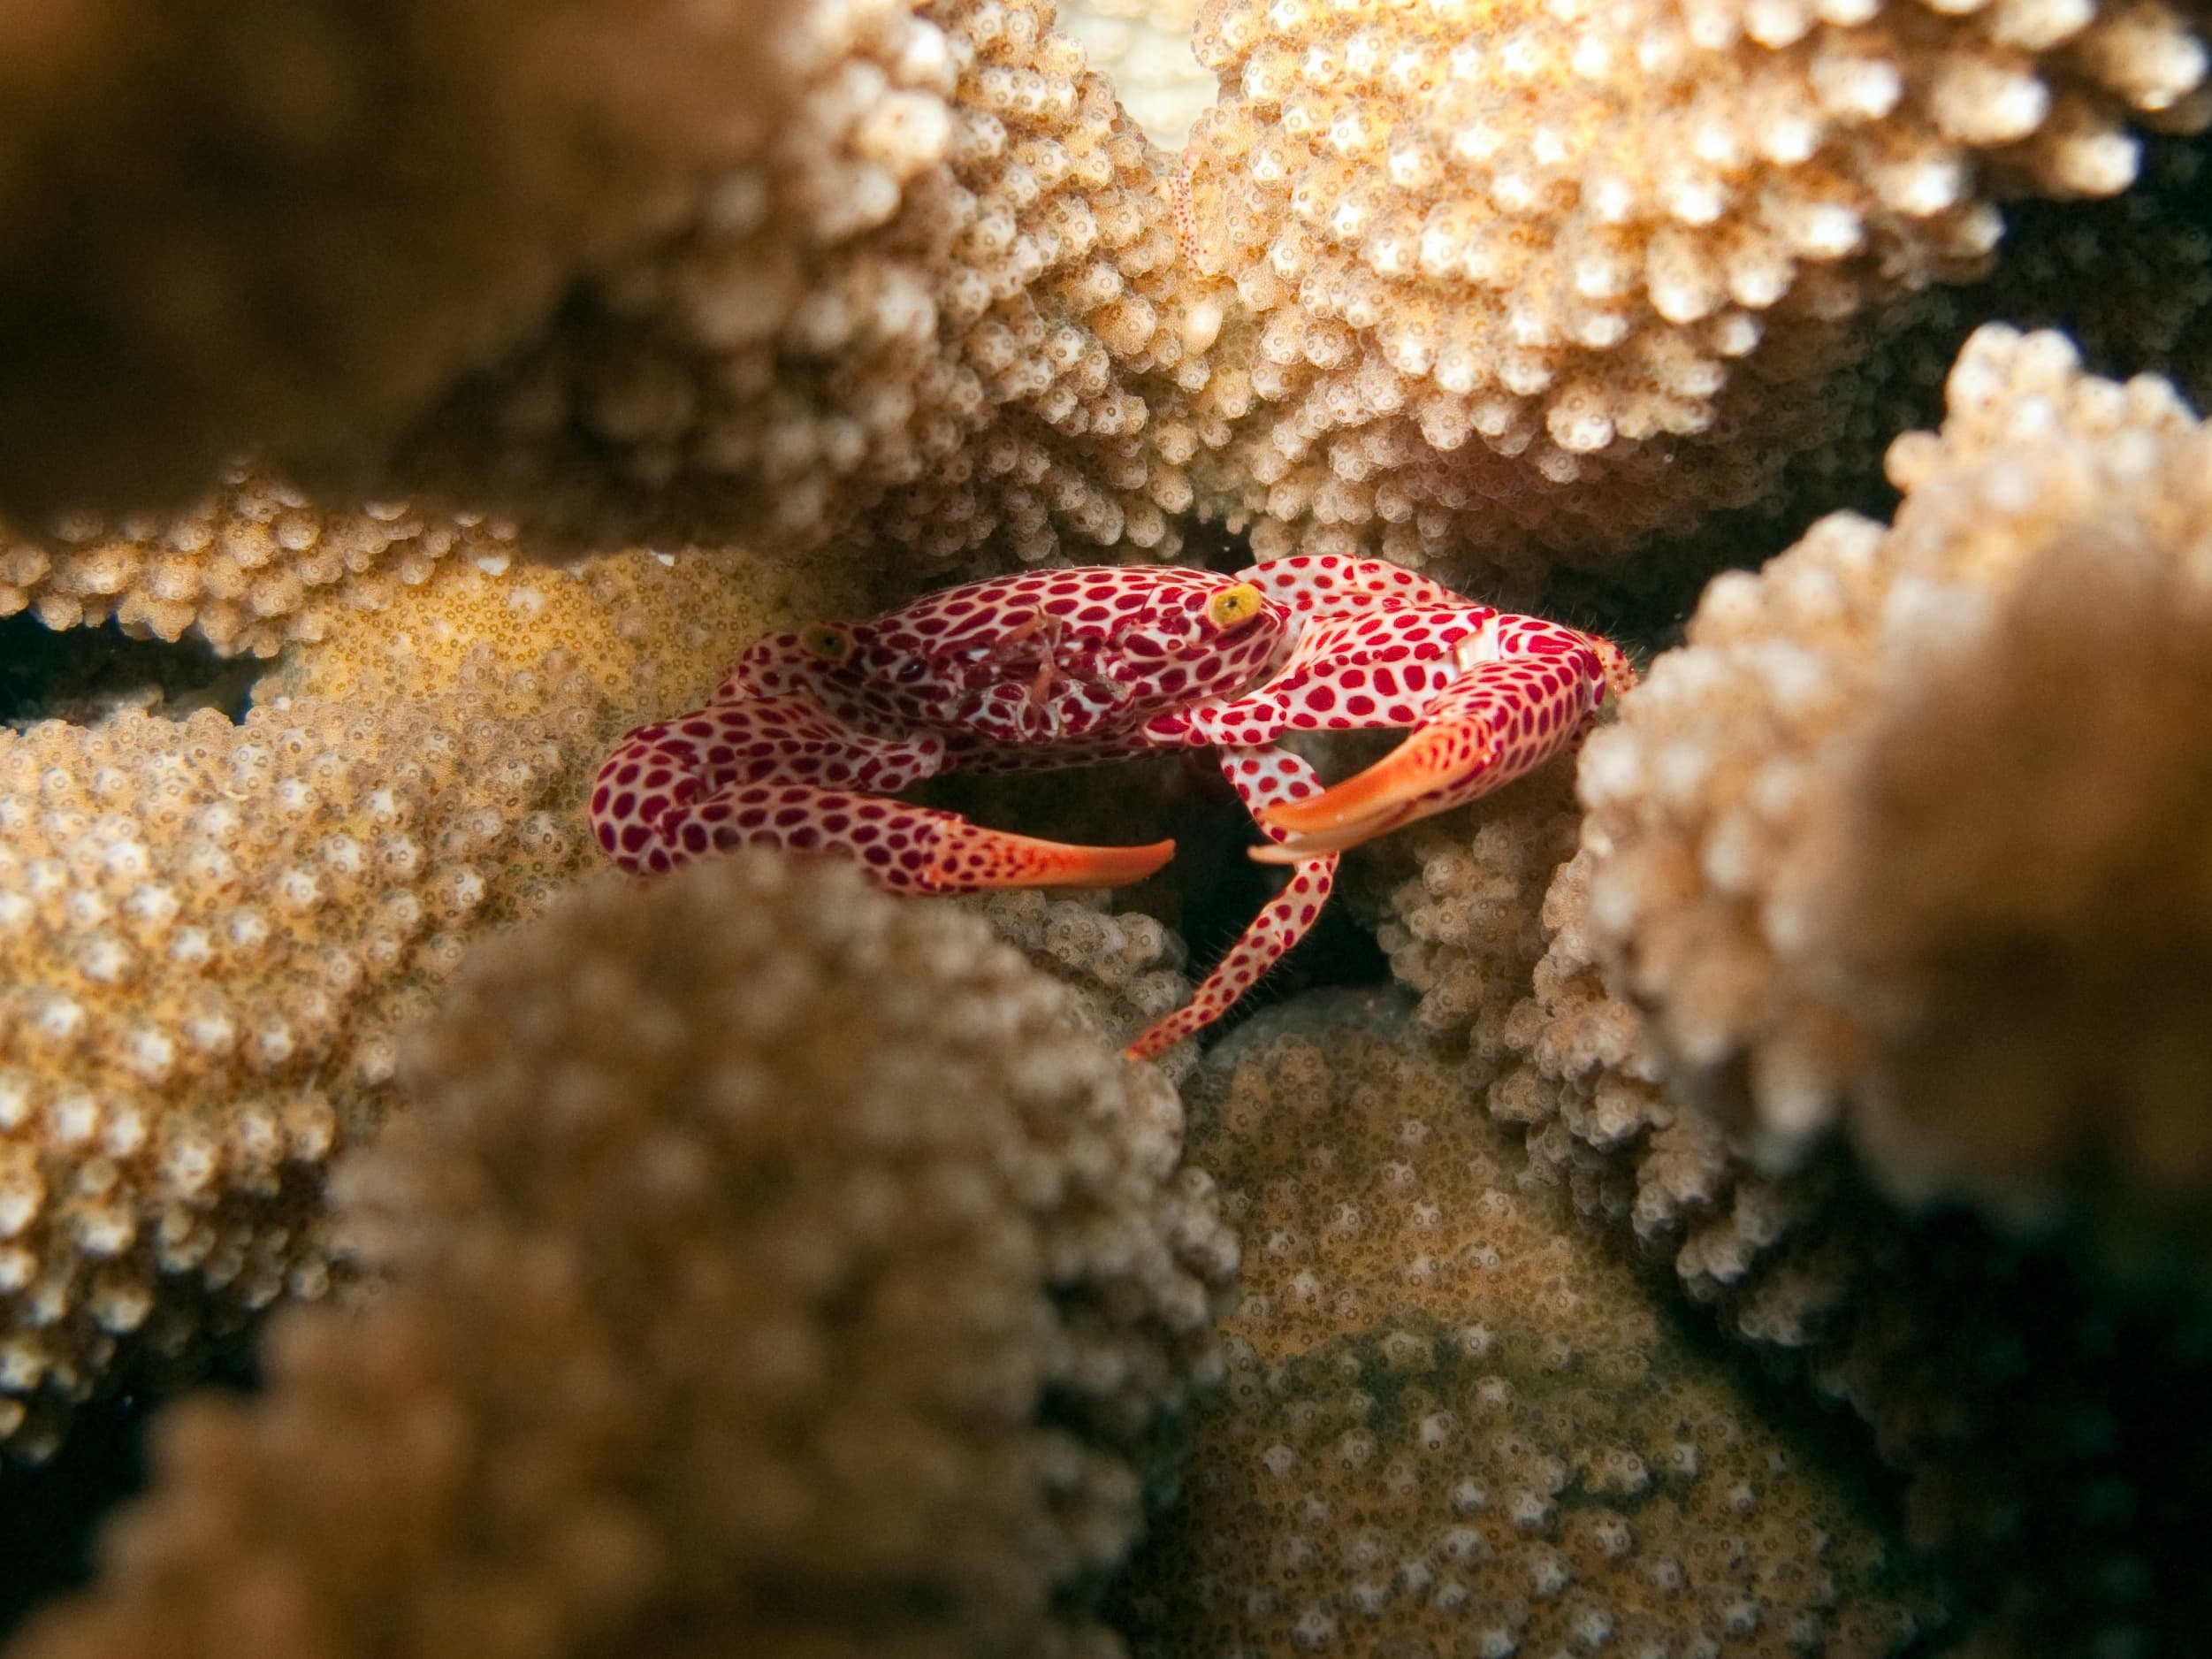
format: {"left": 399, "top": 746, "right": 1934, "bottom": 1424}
{"left": 966, "top": 889, "right": 1195, "bottom": 1064}
{"left": 392, "top": 0, "right": 1212, "bottom": 571}
{"left": 1172, "top": 0, "right": 2211, "bottom": 592}
{"left": 0, "top": 545, "right": 862, "bottom": 1456}
{"left": 0, "top": 0, "right": 793, "bottom": 518}
{"left": 1576, "top": 324, "right": 2212, "bottom": 1264}
{"left": 9, "top": 851, "right": 1235, "bottom": 1659}
{"left": 1115, "top": 1006, "right": 1937, "bottom": 1656}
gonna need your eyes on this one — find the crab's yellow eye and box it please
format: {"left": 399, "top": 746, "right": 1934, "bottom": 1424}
{"left": 1205, "top": 582, "right": 1266, "bottom": 632}
{"left": 799, "top": 623, "right": 853, "bottom": 664}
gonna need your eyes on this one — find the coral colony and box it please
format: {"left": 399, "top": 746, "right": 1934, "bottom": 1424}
{"left": 1, "top": 0, "right": 2210, "bottom": 1653}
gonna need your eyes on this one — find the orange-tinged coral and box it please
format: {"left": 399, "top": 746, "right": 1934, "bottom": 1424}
{"left": 1116, "top": 1007, "right": 1938, "bottom": 1657}
{"left": 1059, "top": 0, "right": 1216, "bottom": 145}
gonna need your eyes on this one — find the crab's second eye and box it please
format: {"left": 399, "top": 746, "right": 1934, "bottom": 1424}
{"left": 799, "top": 623, "right": 854, "bottom": 664}
{"left": 1204, "top": 583, "right": 1267, "bottom": 632}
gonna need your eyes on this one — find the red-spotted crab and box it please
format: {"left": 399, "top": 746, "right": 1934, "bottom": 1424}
{"left": 591, "top": 554, "right": 1635, "bottom": 1058}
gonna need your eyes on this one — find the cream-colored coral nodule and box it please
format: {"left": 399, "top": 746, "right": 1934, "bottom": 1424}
{"left": 1170, "top": 0, "right": 2210, "bottom": 589}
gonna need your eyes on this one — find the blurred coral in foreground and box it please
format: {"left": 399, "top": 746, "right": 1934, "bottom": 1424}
{"left": 1580, "top": 324, "right": 2212, "bottom": 1273}
{"left": 391, "top": 0, "right": 1209, "bottom": 571}
{"left": 0, "top": 0, "right": 794, "bottom": 516}
{"left": 0, "top": 547, "right": 863, "bottom": 1455}
{"left": 9, "top": 852, "right": 1233, "bottom": 1659}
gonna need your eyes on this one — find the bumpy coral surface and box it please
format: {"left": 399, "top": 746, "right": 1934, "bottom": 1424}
{"left": 0, "top": 544, "right": 861, "bottom": 1456}
{"left": 967, "top": 888, "right": 1195, "bottom": 1060}
{"left": 400, "top": 0, "right": 1210, "bottom": 571}
{"left": 0, "top": 0, "right": 792, "bottom": 516}
{"left": 1576, "top": 325, "right": 2212, "bottom": 1266}
{"left": 1464, "top": 836, "right": 2212, "bottom": 1658}
{"left": 0, "top": 464, "right": 519, "bottom": 657}
{"left": 1172, "top": 0, "right": 2211, "bottom": 591}
{"left": 1116, "top": 1006, "right": 1935, "bottom": 1656}
{"left": 1367, "top": 330, "right": 2212, "bottom": 1651}
{"left": 11, "top": 851, "right": 1234, "bottom": 1659}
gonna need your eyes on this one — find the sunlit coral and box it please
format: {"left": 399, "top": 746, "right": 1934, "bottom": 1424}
{"left": 1059, "top": 0, "right": 1216, "bottom": 145}
{"left": 9, "top": 851, "right": 1236, "bottom": 1659}
{"left": 1172, "top": 0, "right": 2210, "bottom": 592}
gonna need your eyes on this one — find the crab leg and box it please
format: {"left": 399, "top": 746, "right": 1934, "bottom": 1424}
{"left": 593, "top": 695, "right": 1173, "bottom": 890}
{"left": 1126, "top": 745, "right": 1338, "bottom": 1060}
{"left": 1253, "top": 639, "right": 1613, "bottom": 860}
{"left": 625, "top": 780, "right": 1174, "bottom": 891}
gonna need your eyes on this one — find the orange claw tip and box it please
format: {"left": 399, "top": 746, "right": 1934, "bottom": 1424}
{"left": 1255, "top": 735, "right": 1460, "bottom": 844}
{"left": 932, "top": 825, "right": 1175, "bottom": 891}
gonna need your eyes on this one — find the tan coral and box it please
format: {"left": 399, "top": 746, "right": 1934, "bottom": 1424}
{"left": 1356, "top": 327, "right": 2212, "bottom": 1651}
{"left": 1463, "top": 823, "right": 2212, "bottom": 1656}
{"left": 10, "top": 851, "right": 1235, "bottom": 1659}
{"left": 397, "top": 0, "right": 1210, "bottom": 572}
{"left": 1576, "top": 324, "right": 2212, "bottom": 1261}
{"left": 1115, "top": 1008, "right": 1936, "bottom": 1657}
{"left": 964, "top": 888, "right": 1194, "bottom": 1064}
{"left": 1173, "top": 0, "right": 2211, "bottom": 592}
{"left": 0, "top": 0, "right": 793, "bottom": 518}
{"left": 1376, "top": 760, "right": 1586, "bottom": 1062}
{"left": 0, "top": 463, "right": 522, "bottom": 658}
{"left": 0, "top": 546, "right": 861, "bottom": 1456}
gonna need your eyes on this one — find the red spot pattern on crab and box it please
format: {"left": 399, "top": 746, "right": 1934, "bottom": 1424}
{"left": 591, "top": 554, "right": 1635, "bottom": 1058}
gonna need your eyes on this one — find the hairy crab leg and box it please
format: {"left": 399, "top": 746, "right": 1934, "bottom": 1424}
{"left": 593, "top": 695, "right": 1172, "bottom": 888}
{"left": 1126, "top": 745, "right": 1338, "bottom": 1060}
{"left": 1254, "top": 633, "right": 1621, "bottom": 860}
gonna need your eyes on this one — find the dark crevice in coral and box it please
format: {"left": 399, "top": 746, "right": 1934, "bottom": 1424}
{"left": 0, "top": 1343, "right": 261, "bottom": 1640}
{"left": 0, "top": 614, "right": 256, "bottom": 727}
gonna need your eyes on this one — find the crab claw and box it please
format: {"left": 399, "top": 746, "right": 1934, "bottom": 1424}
{"left": 931, "top": 822, "right": 1176, "bottom": 890}
{"left": 1247, "top": 723, "right": 1481, "bottom": 861}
